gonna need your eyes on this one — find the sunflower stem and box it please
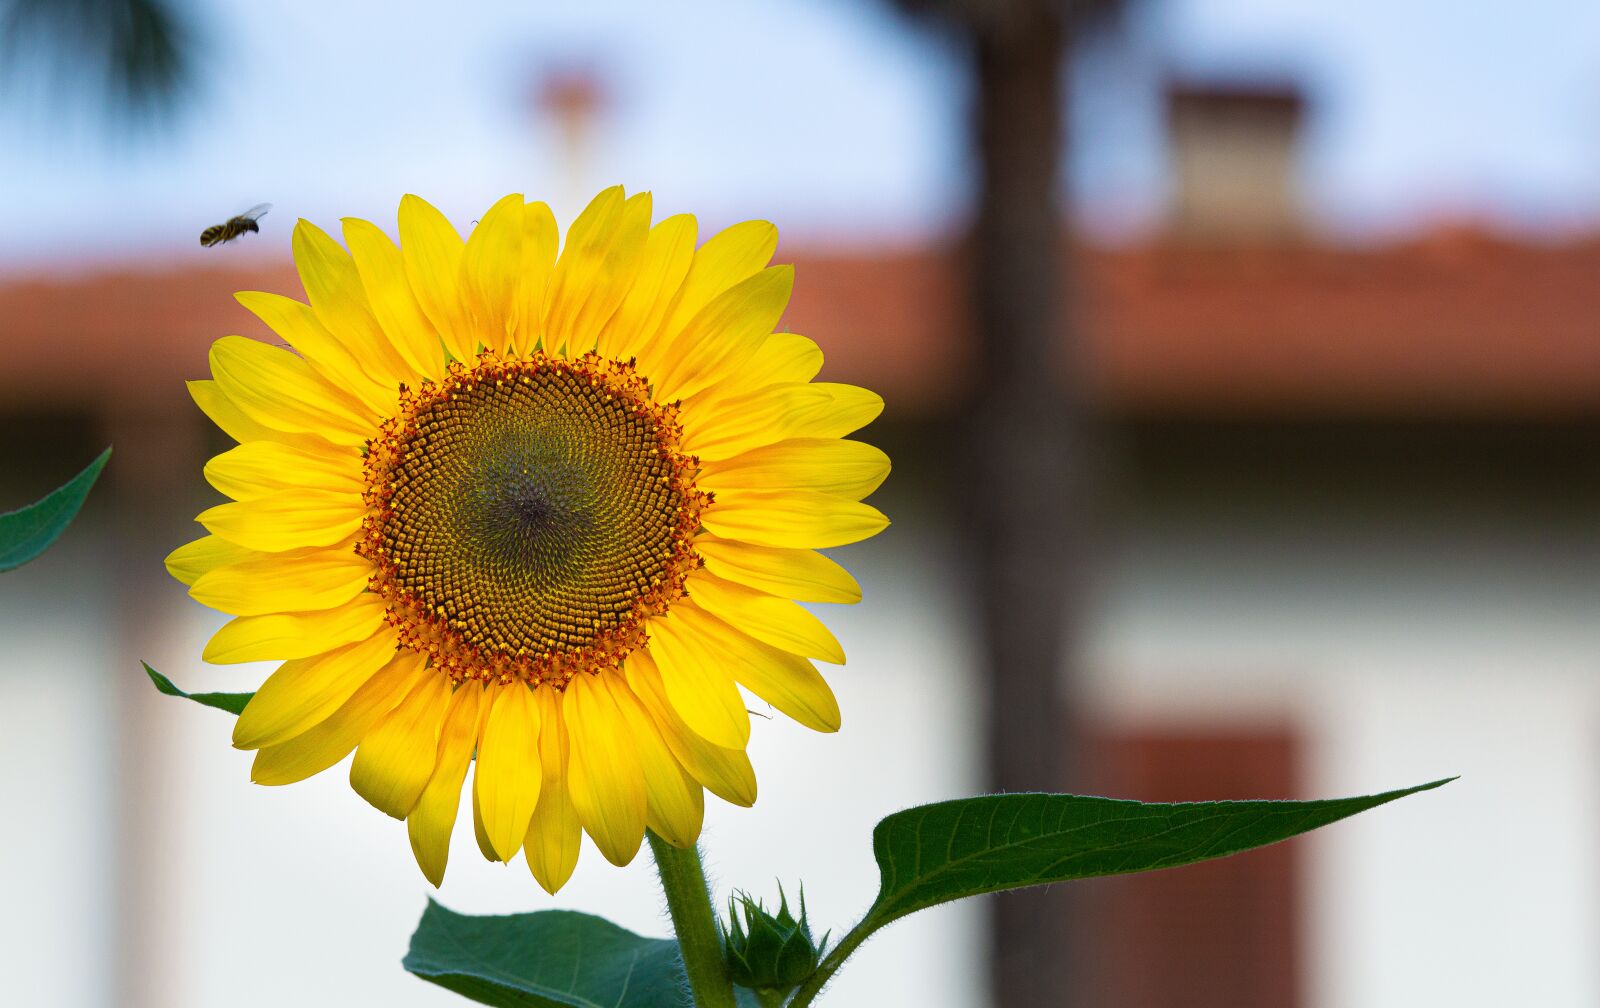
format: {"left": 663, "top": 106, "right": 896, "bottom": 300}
{"left": 649, "top": 830, "right": 738, "bottom": 1008}
{"left": 784, "top": 915, "right": 876, "bottom": 1008}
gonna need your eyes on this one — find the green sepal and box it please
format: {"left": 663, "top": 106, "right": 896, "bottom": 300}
{"left": 0, "top": 447, "right": 110, "bottom": 571}
{"left": 143, "top": 662, "right": 253, "bottom": 715}
{"left": 723, "top": 883, "right": 826, "bottom": 995}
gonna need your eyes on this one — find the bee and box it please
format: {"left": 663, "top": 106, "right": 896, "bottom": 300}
{"left": 200, "top": 203, "right": 272, "bottom": 247}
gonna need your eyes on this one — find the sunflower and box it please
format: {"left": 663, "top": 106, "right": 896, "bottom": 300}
{"left": 164, "top": 189, "right": 889, "bottom": 892}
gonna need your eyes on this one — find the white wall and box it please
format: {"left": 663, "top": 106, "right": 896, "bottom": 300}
{"left": 8, "top": 461, "right": 1598, "bottom": 1007}
{"left": 1087, "top": 504, "right": 1600, "bottom": 1008}
{"left": 0, "top": 531, "right": 119, "bottom": 1008}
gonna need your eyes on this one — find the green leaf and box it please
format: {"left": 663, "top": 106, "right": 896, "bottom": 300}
{"left": 866, "top": 778, "right": 1453, "bottom": 926}
{"left": 0, "top": 447, "right": 110, "bottom": 571}
{"left": 403, "top": 899, "right": 693, "bottom": 1008}
{"left": 143, "top": 662, "right": 253, "bottom": 716}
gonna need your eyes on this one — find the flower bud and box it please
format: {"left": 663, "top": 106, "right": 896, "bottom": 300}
{"left": 722, "top": 884, "right": 825, "bottom": 994}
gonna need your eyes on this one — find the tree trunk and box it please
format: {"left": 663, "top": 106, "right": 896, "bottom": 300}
{"left": 963, "top": 8, "right": 1085, "bottom": 1007}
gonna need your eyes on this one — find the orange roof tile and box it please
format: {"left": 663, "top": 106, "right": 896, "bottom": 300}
{"left": 5, "top": 232, "right": 1599, "bottom": 419}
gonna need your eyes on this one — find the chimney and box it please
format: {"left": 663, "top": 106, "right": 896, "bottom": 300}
{"left": 1164, "top": 82, "right": 1305, "bottom": 243}
{"left": 530, "top": 65, "right": 610, "bottom": 212}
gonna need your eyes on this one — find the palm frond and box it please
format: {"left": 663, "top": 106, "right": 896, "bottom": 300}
{"left": 0, "top": 0, "right": 197, "bottom": 119}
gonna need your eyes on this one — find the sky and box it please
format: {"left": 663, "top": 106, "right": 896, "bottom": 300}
{"left": 0, "top": 0, "right": 1598, "bottom": 270}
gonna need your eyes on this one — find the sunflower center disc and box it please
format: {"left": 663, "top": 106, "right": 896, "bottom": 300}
{"left": 359, "top": 351, "right": 708, "bottom": 685}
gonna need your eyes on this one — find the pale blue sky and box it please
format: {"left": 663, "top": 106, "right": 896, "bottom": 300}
{"left": 1, "top": 0, "right": 1597, "bottom": 270}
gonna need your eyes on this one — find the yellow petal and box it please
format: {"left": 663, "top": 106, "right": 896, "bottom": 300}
{"left": 203, "top": 440, "right": 361, "bottom": 502}
{"left": 694, "top": 537, "right": 861, "bottom": 604}
{"left": 197, "top": 488, "right": 363, "bottom": 553}
{"left": 692, "top": 332, "right": 823, "bottom": 406}
{"left": 701, "top": 438, "right": 889, "bottom": 501}
{"left": 408, "top": 681, "right": 485, "bottom": 886}
{"left": 190, "top": 540, "right": 369, "bottom": 615}
{"left": 625, "top": 650, "right": 756, "bottom": 807}
{"left": 189, "top": 378, "right": 275, "bottom": 446}
{"left": 251, "top": 650, "right": 427, "bottom": 786}
{"left": 188, "top": 379, "right": 333, "bottom": 450}
{"left": 462, "top": 194, "right": 525, "bottom": 354}
{"left": 523, "top": 687, "right": 582, "bottom": 894}
{"left": 790, "top": 383, "right": 884, "bottom": 440}
{"left": 686, "top": 571, "right": 844, "bottom": 664}
{"left": 399, "top": 194, "right": 475, "bottom": 362}
{"left": 600, "top": 213, "right": 696, "bottom": 363}
{"left": 675, "top": 603, "right": 840, "bottom": 733}
{"left": 679, "top": 382, "right": 830, "bottom": 461}
{"left": 651, "top": 265, "right": 793, "bottom": 403}
{"left": 234, "top": 289, "right": 392, "bottom": 418}
{"left": 468, "top": 687, "right": 500, "bottom": 861}
{"left": 512, "top": 200, "right": 559, "bottom": 353}
{"left": 472, "top": 777, "right": 499, "bottom": 862}
{"left": 209, "top": 336, "right": 374, "bottom": 445}
{"left": 703, "top": 490, "right": 888, "bottom": 550}
{"left": 542, "top": 188, "right": 650, "bottom": 355}
{"left": 474, "top": 683, "right": 543, "bottom": 862}
{"left": 202, "top": 594, "right": 386, "bottom": 664}
{"left": 540, "top": 187, "right": 622, "bottom": 348}
{"left": 597, "top": 673, "right": 703, "bottom": 848}
{"left": 655, "top": 219, "right": 777, "bottom": 345}
{"left": 563, "top": 672, "right": 647, "bottom": 866}
{"left": 232, "top": 627, "right": 402, "bottom": 750}
{"left": 643, "top": 614, "right": 750, "bottom": 749}
{"left": 750, "top": 331, "right": 826, "bottom": 385}
{"left": 164, "top": 534, "right": 256, "bottom": 587}
{"left": 291, "top": 219, "right": 415, "bottom": 387}
{"left": 350, "top": 671, "right": 451, "bottom": 819}
{"left": 343, "top": 217, "right": 447, "bottom": 381}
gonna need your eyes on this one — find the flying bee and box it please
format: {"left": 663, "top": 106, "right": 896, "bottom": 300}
{"left": 200, "top": 203, "right": 272, "bottom": 247}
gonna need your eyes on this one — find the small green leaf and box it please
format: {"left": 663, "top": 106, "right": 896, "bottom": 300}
{"left": 866, "top": 778, "right": 1452, "bottom": 926}
{"left": 403, "top": 899, "right": 693, "bottom": 1008}
{"left": 143, "top": 662, "right": 253, "bottom": 716}
{"left": 0, "top": 447, "right": 110, "bottom": 571}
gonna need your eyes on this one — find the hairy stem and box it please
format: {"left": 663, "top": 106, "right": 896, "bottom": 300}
{"left": 784, "top": 914, "right": 879, "bottom": 1008}
{"left": 649, "top": 831, "right": 738, "bottom": 1008}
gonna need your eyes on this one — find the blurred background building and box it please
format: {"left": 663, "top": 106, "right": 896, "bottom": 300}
{"left": 2, "top": 1, "right": 1598, "bottom": 1006}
